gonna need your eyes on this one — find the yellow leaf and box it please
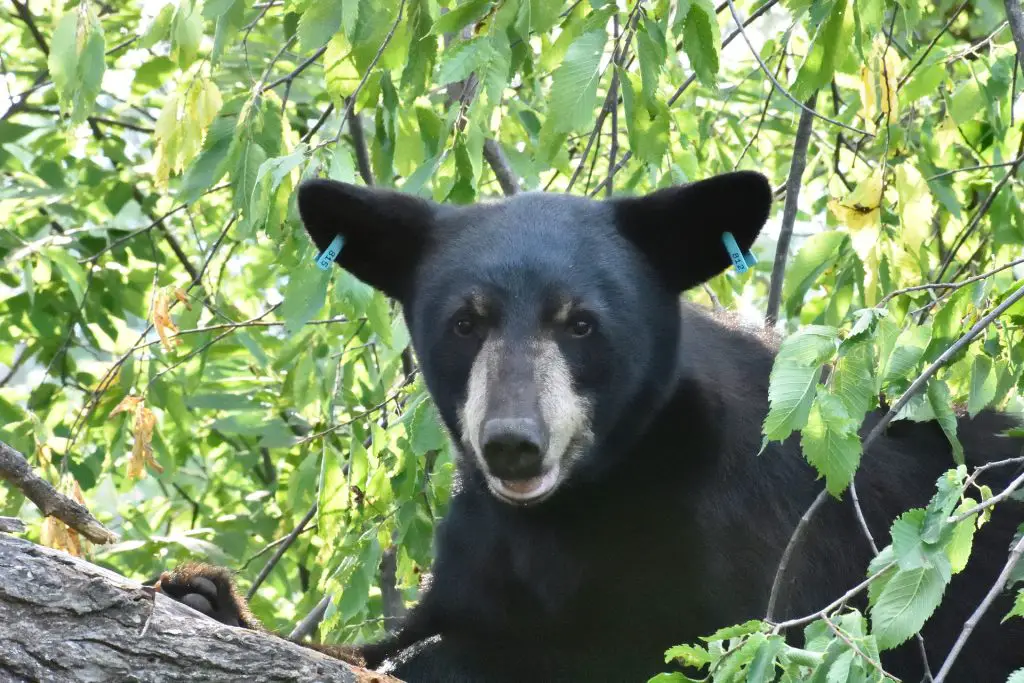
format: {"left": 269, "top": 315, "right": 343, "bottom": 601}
{"left": 859, "top": 65, "right": 876, "bottom": 123}
{"left": 109, "top": 394, "right": 143, "bottom": 419}
{"left": 874, "top": 39, "right": 902, "bottom": 124}
{"left": 129, "top": 405, "right": 162, "bottom": 479}
{"left": 41, "top": 516, "right": 83, "bottom": 557}
{"left": 828, "top": 170, "right": 883, "bottom": 231}
{"left": 894, "top": 164, "right": 935, "bottom": 246}
{"left": 151, "top": 288, "right": 181, "bottom": 350}
{"left": 173, "top": 287, "right": 192, "bottom": 310}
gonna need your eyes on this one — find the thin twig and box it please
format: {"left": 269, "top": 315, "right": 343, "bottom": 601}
{"left": 765, "top": 92, "right": 817, "bottom": 326}
{"left": 771, "top": 561, "right": 898, "bottom": 630}
{"left": 933, "top": 136, "right": 1024, "bottom": 282}
{"left": 330, "top": 0, "right": 407, "bottom": 145}
{"left": 724, "top": 0, "right": 872, "bottom": 137}
{"left": 247, "top": 500, "right": 318, "bottom": 600}
{"left": 879, "top": 256, "right": 1024, "bottom": 306}
{"left": 765, "top": 488, "right": 829, "bottom": 621}
{"left": 933, "top": 533, "right": 1024, "bottom": 682}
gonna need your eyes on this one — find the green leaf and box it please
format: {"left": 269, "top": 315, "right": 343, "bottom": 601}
{"left": 783, "top": 231, "right": 849, "bottom": 316}
{"left": 1004, "top": 590, "right": 1024, "bottom": 623}
{"left": 664, "top": 643, "right": 711, "bottom": 667}
{"left": 763, "top": 327, "right": 838, "bottom": 444}
{"left": 279, "top": 264, "right": 331, "bottom": 335}
{"left": 968, "top": 354, "right": 997, "bottom": 417}
{"left": 704, "top": 619, "right": 766, "bottom": 642}
{"left": 746, "top": 635, "right": 784, "bottom": 682}
{"left": 831, "top": 340, "right": 874, "bottom": 421}
{"left": 636, "top": 18, "right": 667, "bottom": 108}
{"left": 882, "top": 324, "right": 932, "bottom": 386}
{"left": 298, "top": 0, "right": 344, "bottom": 49}
{"left": 48, "top": 6, "right": 106, "bottom": 124}
{"left": 179, "top": 116, "right": 236, "bottom": 203}
{"left": 870, "top": 558, "right": 950, "bottom": 650}
{"left": 891, "top": 509, "right": 930, "bottom": 570}
{"left": 922, "top": 467, "right": 964, "bottom": 543}
{"left": 409, "top": 397, "right": 447, "bottom": 455}
{"left": 681, "top": 0, "right": 721, "bottom": 87}
{"left": 800, "top": 390, "right": 862, "bottom": 496}
{"left": 927, "top": 380, "right": 964, "bottom": 465}
{"left": 45, "top": 250, "right": 89, "bottom": 307}
{"left": 947, "top": 500, "right": 978, "bottom": 574}
{"left": 1007, "top": 667, "right": 1024, "bottom": 683}
{"left": 792, "top": 0, "right": 849, "bottom": 100}
{"left": 402, "top": 0, "right": 438, "bottom": 97}
{"left": 430, "top": 0, "right": 492, "bottom": 35}
{"left": 548, "top": 30, "right": 607, "bottom": 133}
{"left": 620, "top": 70, "right": 670, "bottom": 166}
{"left": 171, "top": 0, "right": 203, "bottom": 68}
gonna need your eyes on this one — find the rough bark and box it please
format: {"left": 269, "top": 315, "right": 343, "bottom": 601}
{"left": 0, "top": 534, "right": 399, "bottom": 683}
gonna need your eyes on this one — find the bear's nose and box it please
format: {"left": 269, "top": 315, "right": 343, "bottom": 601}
{"left": 481, "top": 418, "right": 545, "bottom": 479}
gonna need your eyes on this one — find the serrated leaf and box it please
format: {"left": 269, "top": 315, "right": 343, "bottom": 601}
{"left": 1007, "top": 667, "right": 1024, "bottom": 683}
{"left": 764, "top": 327, "right": 838, "bottom": 444}
{"left": 665, "top": 643, "right": 711, "bottom": 667}
{"left": 45, "top": 250, "right": 89, "bottom": 307}
{"left": 430, "top": 0, "right": 492, "bottom": 35}
{"left": 636, "top": 18, "right": 667, "bottom": 108}
{"left": 402, "top": 0, "right": 437, "bottom": 97}
{"left": 968, "top": 354, "right": 997, "bottom": 417}
{"left": 891, "top": 509, "right": 930, "bottom": 570}
{"left": 409, "top": 398, "right": 447, "bottom": 455}
{"left": 682, "top": 0, "right": 720, "bottom": 87}
{"left": 704, "top": 619, "right": 766, "bottom": 642}
{"left": 1005, "top": 590, "right": 1024, "bottom": 623}
{"left": 279, "top": 264, "right": 331, "bottom": 335}
{"left": 801, "top": 391, "right": 862, "bottom": 496}
{"left": 548, "top": 29, "right": 607, "bottom": 133}
{"left": 922, "top": 467, "right": 965, "bottom": 543}
{"left": 298, "top": 0, "right": 344, "bottom": 49}
{"left": 832, "top": 340, "right": 874, "bottom": 421}
{"left": 171, "top": 0, "right": 203, "bottom": 68}
{"left": 620, "top": 70, "right": 670, "bottom": 166}
{"left": 870, "top": 559, "right": 950, "bottom": 650}
{"left": 783, "top": 231, "right": 849, "bottom": 315}
{"left": 947, "top": 500, "right": 978, "bottom": 574}
{"left": 882, "top": 324, "right": 931, "bottom": 385}
{"left": 48, "top": 6, "right": 106, "bottom": 124}
{"left": 928, "top": 380, "right": 964, "bottom": 465}
{"left": 792, "top": 0, "right": 848, "bottom": 100}
{"left": 746, "top": 635, "right": 784, "bottom": 682}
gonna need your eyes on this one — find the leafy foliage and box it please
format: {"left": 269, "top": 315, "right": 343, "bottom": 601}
{"left": 1, "top": 0, "right": 1023, "bottom": 680}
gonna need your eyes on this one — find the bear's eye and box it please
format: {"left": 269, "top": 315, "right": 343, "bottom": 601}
{"left": 567, "top": 317, "right": 593, "bottom": 338}
{"left": 453, "top": 316, "right": 476, "bottom": 337}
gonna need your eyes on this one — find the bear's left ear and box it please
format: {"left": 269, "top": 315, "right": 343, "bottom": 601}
{"left": 297, "top": 179, "right": 437, "bottom": 301}
{"left": 611, "top": 170, "right": 772, "bottom": 292}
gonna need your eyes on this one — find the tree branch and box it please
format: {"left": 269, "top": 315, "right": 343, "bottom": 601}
{"left": 1003, "top": 0, "right": 1024, "bottom": 70}
{"left": 0, "top": 535, "right": 394, "bottom": 682}
{"left": 933, "top": 532, "right": 1024, "bottom": 682}
{"left": 483, "top": 138, "right": 519, "bottom": 196}
{"left": 0, "top": 440, "right": 118, "bottom": 545}
{"left": 765, "top": 92, "right": 817, "bottom": 326}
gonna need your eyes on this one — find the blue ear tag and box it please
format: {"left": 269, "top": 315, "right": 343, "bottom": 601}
{"left": 722, "top": 232, "right": 757, "bottom": 274}
{"left": 316, "top": 234, "right": 345, "bottom": 271}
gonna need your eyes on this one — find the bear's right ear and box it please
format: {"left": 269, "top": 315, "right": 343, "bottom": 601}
{"left": 296, "top": 179, "right": 437, "bottom": 301}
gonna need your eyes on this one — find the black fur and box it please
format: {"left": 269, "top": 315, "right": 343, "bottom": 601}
{"left": 167, "top": 173, "right": 1024, "bottom": 682}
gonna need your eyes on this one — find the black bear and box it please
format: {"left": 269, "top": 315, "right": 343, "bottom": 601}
{"left": 159, "top": 171, "right": 1024, "bottom": 682}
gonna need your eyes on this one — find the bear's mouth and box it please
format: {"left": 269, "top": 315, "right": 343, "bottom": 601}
{"left": 487, "top": 466, "right": 561, "bottom": 505}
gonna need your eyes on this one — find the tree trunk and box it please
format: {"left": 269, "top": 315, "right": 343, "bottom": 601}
{"left": 0, "top": 533, "right": 399, "bottom": 683}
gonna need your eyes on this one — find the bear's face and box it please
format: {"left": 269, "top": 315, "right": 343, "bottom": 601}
{"left": 298, "top": 172, "right": 772, "bottom": 506}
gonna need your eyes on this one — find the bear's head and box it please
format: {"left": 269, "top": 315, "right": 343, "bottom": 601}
{"left": 298, "top": 172, "right": 772, "bottom": 506}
